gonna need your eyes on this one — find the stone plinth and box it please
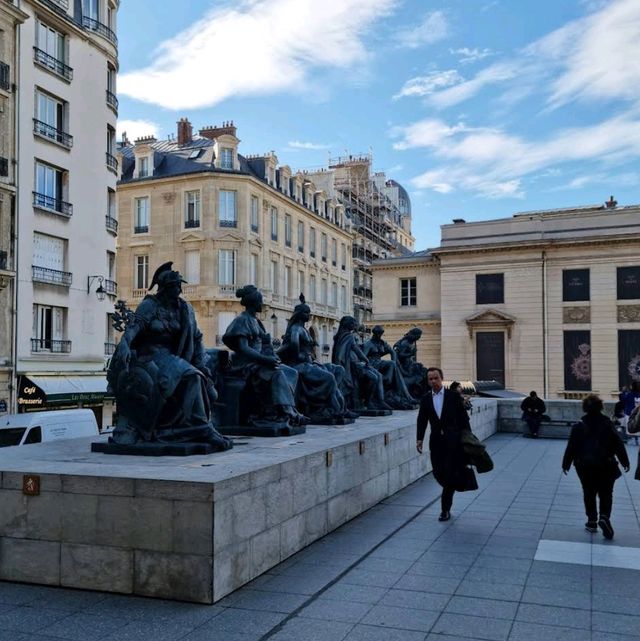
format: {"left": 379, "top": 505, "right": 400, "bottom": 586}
{"left": 0, "top": 401, "right": 497, "bottom": 603}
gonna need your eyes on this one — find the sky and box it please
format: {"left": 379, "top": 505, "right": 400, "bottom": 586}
{"left": 116, "top": 0, "right": 640, "bottom": 250}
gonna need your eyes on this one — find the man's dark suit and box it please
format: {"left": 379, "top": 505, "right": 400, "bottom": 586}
{"left": 417, "top": 388, "right": 473, "bottom": 513}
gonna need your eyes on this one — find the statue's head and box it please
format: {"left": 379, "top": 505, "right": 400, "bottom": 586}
{"left": 291, "top": 294, "right": 311, "bottom": 324}
{"left": 236, "top": 285, "right": 263, "bottom": 312}
{"left": 149, "top": 262, "right": 186, "bottom": 299}
{"left": 337, "top": 315, "right": 357, "bottom": 334}
{"left": 372, "top": 325, "right": 384, "bottom": 338}
{"left": 407, "top": 327, "right": 423, "bottom": 342}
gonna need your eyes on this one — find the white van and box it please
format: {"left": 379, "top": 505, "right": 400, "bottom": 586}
{"left": 0, "top": 409, "right": 99, "bottom": 448}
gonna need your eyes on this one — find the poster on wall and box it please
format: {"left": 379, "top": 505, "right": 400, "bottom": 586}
{"left": 618, "top": 330, "right": 640, "bottom": 390}
{"left": 563, "top": 330, "right": 591, "bottom": 391}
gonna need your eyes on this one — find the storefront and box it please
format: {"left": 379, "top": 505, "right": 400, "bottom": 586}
{"left": 17, "top": 375, "right": 114, "bottom": 430}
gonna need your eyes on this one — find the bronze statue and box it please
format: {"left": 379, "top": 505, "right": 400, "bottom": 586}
{"left": 394, "top": 327, "right": 428, "bottom": 399}
{"left": 278, "top": 295, "right": 356, "bottom": 424}
{"left": 104, "top": 262, "right": 232, "bottom": 452}
{"left": 222, "top": 285, "right": 307, "bottom": 430}
{"left": 332, "top": 315, "right": 391, "bottom": 414}
{"left": 363, "top": 325, "right": 417, "bottom": 409}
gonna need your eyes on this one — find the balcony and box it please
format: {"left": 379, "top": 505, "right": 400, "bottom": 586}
{"left": 106, "top": 90, "right": 118, "bottom": 113}
{"left": 132, "top": 289, "right": 146, "bottom": 299}
{"left": 32, "top": 265, "right": 72, "bottom": 287}
{"left": 33, "top": 48, "right": 73, "bottom": 82}
{"left": 104, "top": 279, "right": 117, "bottom": 296}
{"left": 31, "top": 338, "right": 71, "bottom": 353}
{"left": 219, "top": 284, "right": 236, "bottom": 296}
{"left": 42, "top": 0, "right": 69, "bottom": 11}
{"left": 82, "top": 16, "right": 118, "bottom": 46}
{"left": 33, "top": 119, "right": 73, "bottom": 149}
{"left": 134, "top": 225, "right": 148, "bottom": 234}
{"left": 297, "top": 245, "right": 304, "bottom": 253}
{"left": 33, "top": 192, "right": 73, "bottom": 218}
{"left": 106, "top": 152, "right": 118, "bottom": 173}
{"left": 104, "top": 342, "right": 116, "bottom": 356}
{"left": 220, "top": 219, "right": 237, "bottom": 228}
{"left": 271, "top": 233, "right": 278, "bottom": 241}
{"left": 105, "top": 215, "right": 118, "bottom": 234}
{"left": 0, "top": 157, "right": 8, "bottom": 177}
{"left": 0, "top": 62, "right": 10, "bottom": 91}
{"left": 184, "top": 219, "right": 200, "bottom": 229}
{"left": 251, "top": 224, "right": 259, "bottom": 232}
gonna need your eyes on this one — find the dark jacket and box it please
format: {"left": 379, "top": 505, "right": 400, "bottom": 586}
{"left": 521, "top": 395, "right": 546, "bottom": 417}
{"left": 562, "top": 413, "right": 630, "bottom": 473}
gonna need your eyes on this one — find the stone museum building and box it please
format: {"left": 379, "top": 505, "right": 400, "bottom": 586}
{"left": 115, "top": 120, "right": 353, "bottom": 357}
{"left": 9, "top": 0, "right": 119, "bottom": 425}
{"left": 372, "top": 199, "right": 640, "bottom": 400}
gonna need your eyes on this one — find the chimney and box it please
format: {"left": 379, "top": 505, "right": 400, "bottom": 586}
{"left": 177, "top": 118, "right": 193, "bottom": 145}
{"left": 452, "top": 218, "right": 466, "bottom": 224}
{"left": 199, "top": 120, "right": 237, "bottom": 140}
{"left": 605, "top": 195, "right": 617, "bottom": 209}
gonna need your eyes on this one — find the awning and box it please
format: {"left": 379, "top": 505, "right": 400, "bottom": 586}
{"left": 18, "top": 375, "right": 111, "bottom": 406}
{"left": 478, "top": 389, "right": 526, "bottom": 399}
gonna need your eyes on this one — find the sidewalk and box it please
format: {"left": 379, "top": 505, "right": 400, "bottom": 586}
{"left": 0, "top": 433, "right": 638, "bottom": 641}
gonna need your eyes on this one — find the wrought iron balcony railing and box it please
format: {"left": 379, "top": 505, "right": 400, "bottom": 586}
{"left": 82, "top": 16, "right": 117, "bottom": 45}
{"left": 33, "top": 191, "right": 73, "bottom": 217}
{"left": 184, "top": 218, "right": 200, "bottom": 229}
{"left": 134, "top": 225, "right": 148, "bottom": 234}
{"left": 105, "top": 215, "right": 118, "bottom": 234}
{"left": 33, "top": 119, "right": 73, "bottom": 148}
{"left": 31, "top": 338, "right": 71, "bottom": 353}
{"left": 106, "top": 89, "right": 118, "bottom": 113}
{"left": 106, "top": 152, "right": 118, "bottom": 172}
{"left": 0, "top": 62, "right": 10, "bottom": 91}
{"left": 220, "top": 219, "right": 237, "bottom": 228}
{"left": 32, "top": 265, "right": 72, "bottom": 286}
{"left": 33, "top": 48, "right": 73, "bottom": 81}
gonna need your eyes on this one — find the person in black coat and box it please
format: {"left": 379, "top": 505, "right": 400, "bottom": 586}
{"left": 562, "top": 394, "right": 630, "bottom": 539}
{"left": 521, "top": 391, "right": 546, "bottom": 438}
{"left": 417, "top": 367, "right": 476, "bottom": 521}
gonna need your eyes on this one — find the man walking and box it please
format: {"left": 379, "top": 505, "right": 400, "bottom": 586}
{"left": 417, "top": 367, "right": 476, "bottom": 521}
{"left": 521, "top": 391, "right": 546, "bottom": 438}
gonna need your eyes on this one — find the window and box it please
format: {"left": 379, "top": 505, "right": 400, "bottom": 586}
{"left": 83, "top": 0, "right": 99, "bottom": 20}
{"left": 107, "top": 125, "right": 116, "bottom": 155}
{"left": 341, "top": 285, "right": 347, "bottom": 311}
{"left": 35, "top": 161, "right": 62, "bottom": 202}
{"left": 185, "top": 190, "right": 200, "bottom": 228}
{"left": 218, "top": 312, "right": 236, "bottom": 340}
{"left": 134, "top": 197, "right": 149, "bottom": 233}
{"left": 618, "top": 330, "right": 640, "bottom": 389}
{"left": 220, "top": 148, "right": 233, "bottom": 169}
{"left": 32, "top": 233, "right": 68, "bottom": 285}
{"left": 331, "top": 239, "right": 337, "bottom": 267}
{"left": 250, "top": 196, "right": 259, "bottom": 232}
{"left": 270, "top": 260, "right": 278, "bottom": 293}
{"left": 107, "top": 251, "right": 115, "bottom": 280}
{"left": 36, "top": 21, "right": 67, "bottom": 70}
{"left": 400, "top": 278, "right": 417, "bottom": 307}
{"left": 107, "top": 63, "right": 116, "bottom": 96}
{"left": 218, "top": 249, "right": 236, "bottom": 286}
{"left": 135, "top": 255, "right": 149, "bottom": 289}
{"left": 107, "top": 188, "right": 116, "bottom": 219}
{"left": 298, "top": 270, "right": 305, "bottom": 296}
{"left": 285, "top": 266, "right": 292, "bottom": 297}
{"left": 219, "top": 190, "right": 237, "bottom": 227}
{"left": 310, "top": 227, "right": 316, "bottom": 258}
{"left": 321, "top": 278, "right": 328, "bottom": 305}
{"left": 341, "top": 244, "right": 346, "bottom": 270}
{"left": 185, "top": 250, "right": 200, "bottom": 285}
{"left": 250, "top": 254, "right": 258, "bottom": 286}
{"left": 617, "top": 266, "right": 640, "bottom": 300}
{"left": 24, "top": 426, "right": 42, "bottom": 445}
{"left": 310, "top": 274, "right": 317, "bottom": 302}
{"left": 271, "top": 207, "right": 278, "bottom": 240}
{"left": 138, "top": 157, "right": 149, "bottom": 178}
{"left": 33, "top": 304, "right": 65, "bottom": 350}
{"left": 321, "top": 233, "right": 328, "bottom": 262}
{"left": 331, "top": 282, "right": 338, "bottom": 307}
{"left": 563, "top": 269, "right": 590, "bottom": 302}
{"left": 284, "top": 214, "right": 292, "bottom": 247}
{"left": 35, "top": 90, "right": 70, "bottom": 146}
{"left": 476, "top": 273, "right": 504, "bottom": 305}
{"left": 297, "top": 222, "right": 304, "bottom": 252}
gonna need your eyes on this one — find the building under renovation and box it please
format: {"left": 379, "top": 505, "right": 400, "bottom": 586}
{"left": 305, "top": 155, "right": 414, "bottom": 324}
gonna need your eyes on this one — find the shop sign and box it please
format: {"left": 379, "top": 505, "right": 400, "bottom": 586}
{"left": 17, "top": 377, "right": 46, "bottom": 407}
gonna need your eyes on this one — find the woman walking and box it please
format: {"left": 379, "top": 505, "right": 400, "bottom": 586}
{"left": 562, "top": 394, "right": 630, "bottom": 539}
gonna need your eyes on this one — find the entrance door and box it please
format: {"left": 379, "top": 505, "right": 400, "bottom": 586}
{"left": 476, "top": 331, "right": 505, "bottom": 387}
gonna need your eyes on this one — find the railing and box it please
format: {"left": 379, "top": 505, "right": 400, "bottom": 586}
{"left": 0, "top": 250, "right": 7, "bottom": 270}
{"left": 32, "top": 265, "right": 72, "bottom": 286}
{"left": 105, "top": 215, "right": 118, "bottom": 234}
{"left": 42, "top": 0, "right": 69, "bottom": 11}
{"left": 251, "top": 224, "right": 259, "bottom": 232}
{"left": 219, "top": 284, "right": 236, "bottom": 295}
{"left": 271, "top": 233, "right": 278, "bottom": 241}
{"left": 181, "top": 285, "right": 198, "bottom": 297}
{"left": 33, "top": 119, "right": 73, "bottom": 148}
{"left": 220, "top": 219, "right": 237, "bottom": 228}
{"left": 184, "top": 219, "right": 200, "bottom": 229}
{"left": 33, "top": 192, "right": 73, "bottom": 217}
{"left": 82, "top": 16, "right": 118, "bottom": 45}
{"left": 298, "top": 245, "right": 304, "bottom": 253}
{"left": 285, "top": 239, "right": 291, "bottom": 248}
{"left": 134, "top": 225, "right": 148, "bottom": 234}
{"left": 0, "top": 157, "right": 8, "bottom": 177}
{"left": 0, "top": 62, "right": 10, "bottom": 91}
{"left": 33, "top": 48, "right": 73, "bottom": 81}
{"left": 106, "top": 89, "right": 118, "bottom": 112}
{"left": 310, "top": 251, "right": 316, "bottom": 258}
{"left": 104, "top": 342, "right": 116, "bottom": 355}
{"left": 106, "top": 152, "right": 118, "bottom": 172}
{"left": 31, "top": 338, "right": 71, "bottom": 353}
{"left": 132, "top": 289, "right": 147, "bottom": 299}
{"left": 104, "top": 279, "right": 117, "bottom": 296}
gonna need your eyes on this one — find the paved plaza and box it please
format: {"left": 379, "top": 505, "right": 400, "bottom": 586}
{"left": 0, "top": 433, "right": 639, "bottom": 641}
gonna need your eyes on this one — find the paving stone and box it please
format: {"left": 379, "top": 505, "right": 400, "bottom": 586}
{"left": 0, "top": 605, "right": 70, "bottom": 633}
{"left": 268, "top": 616, "right": 353, "bottom": 641}
{"left": 430, "top": 612, "right": 511, "bottom": 641}
{"left": 508, "top": 621, "right": 587, "bottom": 641}
{"left": 515, "top": 603, "right": 590, "bottom": 629}
{"left": 593, "top": 611, "right": 640, "bottom": 637}
{"left": 342, "top": 569, "right": 405, "bottom": 588}
{"left": 445, "top": 596, "right": 518, "bottom": 620}
{"left": 520, "top": 586, "right": 591, "bottom": 610}
{"left": 299, "top": 598, "right": 373, "bottom": 623}
{"left": 393, "top": 574, "right": 461, "bottom": 595}
{"left": 455, "top": 580, "right": 524, "bottom": 602}
{"left": 380, "top": 588, "right": 450, "bottom": 612}
{"left": 39, "top": 612, "right": 129, "bottom": 641}
{"left": 320, "top": 583, "right": 388, "bottom": 605}
{"left": 361, "top": 604, "right": 438, "bottom": 632}
{"left": 344, "top": 624, "right": 427, "bottom": 641}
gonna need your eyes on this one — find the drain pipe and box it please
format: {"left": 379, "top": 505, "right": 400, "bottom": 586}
{"left": 542, "top": 250, "right": 549, "bottom": 398}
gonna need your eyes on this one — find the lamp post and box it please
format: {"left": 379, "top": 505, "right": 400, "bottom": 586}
{"left": 87, "top": 275, "right": 106, "bottom": 301}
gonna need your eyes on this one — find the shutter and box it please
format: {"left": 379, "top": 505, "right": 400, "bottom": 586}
{"left": 185, "top": 250, "right": 200, "bottom": 284}
{"left": 53, "top": 307, "right": 64, "bottom": 340}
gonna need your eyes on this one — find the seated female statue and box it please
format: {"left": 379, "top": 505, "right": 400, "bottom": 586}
{"left": 393, "top": 327, "right": 428, "bottom": 399}
{"left": 107, "top": 262, "right": 232, "bottom": 451}
{"left": 222, "top": 285, "right": 307, "bottom": 429}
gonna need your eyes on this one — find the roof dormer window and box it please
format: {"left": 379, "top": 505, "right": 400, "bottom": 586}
{"left": 138, "top": 156, "right": 149, "bottom": 178}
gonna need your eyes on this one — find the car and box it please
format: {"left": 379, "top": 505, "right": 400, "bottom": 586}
{"left": 0, "top": 409, "right": 99, "bottom": 447}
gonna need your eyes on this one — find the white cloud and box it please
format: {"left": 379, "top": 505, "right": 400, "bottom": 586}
{"left": 394, "top": 10, "right": 449, "bottom": 49}
{"left": 450, "top": 47, "right": 494, "bottom": 64}
{"left": 391, "top": 118, "right": 469, "bottom": 150}
{"left": 286, "top": 140, "right": 332, "bottom": 151}
{"left": 119, "top": 0, "right": 397, "bottom": 110}
{"left": 117, "top": 119, "right": 159, "bottom": 142}
{"left": 393, "top": 70, "right": 463, "bottom": 100}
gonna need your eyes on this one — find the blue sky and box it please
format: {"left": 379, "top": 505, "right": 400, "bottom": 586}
{"left": 116, "top": 0, "right": 640, "bottom": 250}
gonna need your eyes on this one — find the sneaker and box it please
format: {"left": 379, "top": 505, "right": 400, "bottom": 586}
{"left": 438, "top": 511, "right": 451, "bottom": 522}
{"left": 598, "top": 516, "right": 614, "bottom": 540}
{"left": 585, "top": 521, "right": 598, "bottom": 533}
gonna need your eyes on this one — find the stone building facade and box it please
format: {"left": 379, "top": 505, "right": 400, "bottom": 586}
{"left": 372, "top": 200, "right": 640, "bottom": 399}
{"left": 116, "top": 121, "right": 353, "bottom": 357}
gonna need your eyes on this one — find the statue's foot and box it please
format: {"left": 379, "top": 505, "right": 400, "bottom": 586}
{"left": 344, "top": 410, "right": 359, "bottom": 420}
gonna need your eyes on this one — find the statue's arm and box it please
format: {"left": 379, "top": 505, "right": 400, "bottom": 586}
{"left": 352, "top": 342, "right": 369, "bottom": 363}
{"left": 235, "top": 336, "right": 279, "bottom": 368}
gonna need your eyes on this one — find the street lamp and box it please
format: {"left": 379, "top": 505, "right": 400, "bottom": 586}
{"left": 87, "top": 275, "right": 106, "bottom": 301}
